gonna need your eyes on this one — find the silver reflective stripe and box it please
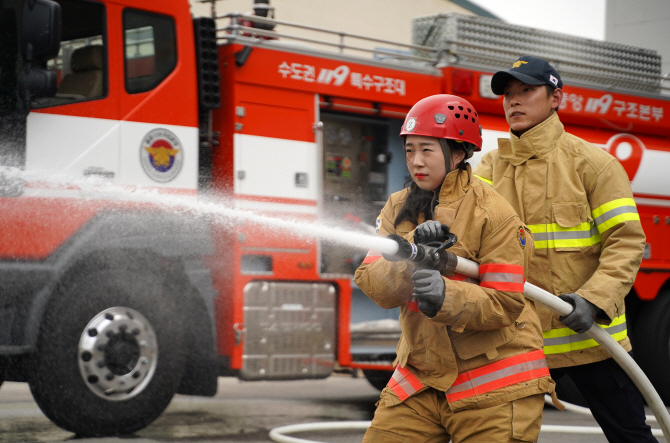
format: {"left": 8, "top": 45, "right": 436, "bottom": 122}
{"left": 532, "top": 225, "right": 599, "bottom": 241}
{"left": 446, "top": 359, "right": 547, "bottom": 395}
{"left": 543, "top": 321, "right": 627, "bottom": 347}
{"left": 480, "top": 272, "right": 525, "bottom": 284}
{"left": 594, "top": 205, "right": 638, "bottom": 227}
{"left": 391, "top": 369, "right": 418, "bottom": 395}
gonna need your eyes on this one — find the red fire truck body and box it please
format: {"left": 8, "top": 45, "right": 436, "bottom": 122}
{"left": 1, "top": 0, "right": 669, "bottom": 436}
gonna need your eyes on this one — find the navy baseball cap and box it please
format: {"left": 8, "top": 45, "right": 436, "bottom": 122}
{"left": 491, "top": 55, "right": 563, "bottom": 95}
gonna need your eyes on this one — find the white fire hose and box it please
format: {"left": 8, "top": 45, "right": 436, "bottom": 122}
{"left": 454, "top": 255, "right": 670, "bottom": 442}
{"left": 270, "top": 247, "right": 670, "bottom": 442}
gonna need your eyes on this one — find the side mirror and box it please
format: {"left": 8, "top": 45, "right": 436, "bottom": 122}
{"left": 20, "top": 0, "right": 61, "bottom": 100}
{"left": 21, "top": 0, "right": 61, "bottom": 62}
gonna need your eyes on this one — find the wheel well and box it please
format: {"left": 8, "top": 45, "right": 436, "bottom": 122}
{"left": 24, "top": 249, "right": 219, "bottom": 395}
{"left": 627, "top": 278, "right": 670, "bottom": 336}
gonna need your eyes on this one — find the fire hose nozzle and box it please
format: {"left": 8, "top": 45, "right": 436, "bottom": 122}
{"left": 385, "top": 234, "right": 458, "bottom": 273}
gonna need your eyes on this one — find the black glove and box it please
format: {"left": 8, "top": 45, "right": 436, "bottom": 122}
{"left": 411, "top": 269, "right": 445, "bottom": 318}
{"left": 558, "top": 293, "right": 598, "bottom": 333}
{"left": 414, "top": 221, "right": 450, "bottom": 245}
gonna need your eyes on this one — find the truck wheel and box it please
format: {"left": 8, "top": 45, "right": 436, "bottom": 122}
{"left": 363, "top": 369, "right": 393, "bottom": 391}
{"left": 29, "top": 270, "right": 186, "bottom": 436}
{"left": 630, "top": 291, "right": 670, "bottom": 405}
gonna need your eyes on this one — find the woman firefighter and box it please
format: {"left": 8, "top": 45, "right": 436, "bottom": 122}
{"left": 354, "top": 94, "right": 560, "bottom": 442}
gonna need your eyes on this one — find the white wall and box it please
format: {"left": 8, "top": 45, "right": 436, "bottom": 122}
{"left": 605, "top": 0, "right": 670, "bottom": 78}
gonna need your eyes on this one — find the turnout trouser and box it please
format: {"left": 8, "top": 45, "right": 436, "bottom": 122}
{"left": 363, "top": 387, "right": 544, "bottom": 443}
{"left": 551, "top": 354, "right": 657, "bottom": 443}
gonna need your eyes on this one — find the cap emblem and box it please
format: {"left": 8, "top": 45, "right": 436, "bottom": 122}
{"left": 512, "top": 60, "right": 528, "bottom": 69}
{"left": 549, "top": 74, "right": 558, "bottom": 86}
{"left": 434, "top": 113, "right": 446, "bottom": 124}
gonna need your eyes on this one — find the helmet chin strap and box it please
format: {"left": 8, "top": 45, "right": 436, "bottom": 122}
{"left": 438, "top": 138, "right": 453, "bottom": 174}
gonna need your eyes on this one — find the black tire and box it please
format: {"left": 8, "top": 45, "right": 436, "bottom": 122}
{"left": 29, "top": 270, "right": 186, "bottom": 436}
{"left": 630, "top": 291, "right": 670, "bottom": 405}
{"left": 363, "top": 369, "right": 393, "bottom": 391}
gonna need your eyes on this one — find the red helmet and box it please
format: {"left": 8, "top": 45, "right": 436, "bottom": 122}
{"left": 400, "top": 94, "right": 482, "bottom": 158}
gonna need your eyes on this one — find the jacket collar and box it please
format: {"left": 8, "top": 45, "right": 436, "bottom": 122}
{"left": 438, "top": 163, "right": 471, "bottom": 203}
{"left": 498, "top": 112, "right": 564, "bottom": 166}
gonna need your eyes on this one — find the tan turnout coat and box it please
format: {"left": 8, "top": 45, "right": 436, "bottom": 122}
{"left": 473, "top": 113, "right": 646, "bottom": 368}
{"left": 354, "top": 165, "right": 555, "bottom": 411}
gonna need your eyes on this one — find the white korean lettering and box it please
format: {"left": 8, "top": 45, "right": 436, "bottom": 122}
{"left": 290, "top": 63, "right": 303, "bottom": 80}
{"left": 613, "top": 100, "right": 626, "bottom": 117}
{"left": 395, "top": 79, "right": 406, "bottom": 96}
{"left": 350, "top": 72, "right": 363, "bottom": 89}
{"left": 638, "top": 105, "right": 651, "bottom": 121}
{"left": 570, "top": 94, "right": 583, "bottom": 112}
{"left": 373, "top": 75, "right": 385, "bottom": 92}
{"left": 361, "top": 74, "right": 374, "bottom": 91}
{"left": 278, "top": 61, "right": 291, "bottom": 78}
{"left": 626, "top": 102, "right": 638, "bottom": 119}
{"left": 383, "top": 77, "right": 396, "bottom": 94}
{"left": 302, "top": 65, "right": 316, "bottom": 82}
{"left": 652, "top": 107, "right": 664, "bottom": 122}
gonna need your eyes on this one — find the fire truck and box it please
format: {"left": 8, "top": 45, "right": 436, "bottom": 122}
{"left": 1, "top": 0, "right": 669, "bottom": 436}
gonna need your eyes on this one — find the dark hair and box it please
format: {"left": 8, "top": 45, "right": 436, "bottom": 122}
{"left": 394, "top": 180, "right": 434, "bottom": 226}
{"left": 393, "top": 141, "right": 467, "bottom": 227}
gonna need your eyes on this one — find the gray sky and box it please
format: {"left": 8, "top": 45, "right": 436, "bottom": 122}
{"left": 467, "top": 0, "right": 606, "bottom": 40}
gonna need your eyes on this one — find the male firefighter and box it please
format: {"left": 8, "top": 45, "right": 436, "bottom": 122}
{"left": 355, "top": 94, "right": 559, "bottom": 442}
{"left": 473, "top": 55, "right": 655, "bottom": 443}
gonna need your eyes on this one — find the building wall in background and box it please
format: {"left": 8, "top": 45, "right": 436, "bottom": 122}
{"left": 191, "top": 0, "right": 477, "bottom": 51}
{"left": 605, "top": 0, "right": 670, "bottom": 77}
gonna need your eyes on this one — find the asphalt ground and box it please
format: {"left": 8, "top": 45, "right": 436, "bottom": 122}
{"left": 0, "top": 374, "right": 666, "bottom": 443}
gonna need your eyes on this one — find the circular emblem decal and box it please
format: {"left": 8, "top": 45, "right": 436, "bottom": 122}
{"left": 517, "top": 226, "right": 526, "bottom": 249}
{"left": 405, "top": 117, "right": 417, "bottom": 132}
{"left": 140, "top": 128, "right": 183, "bottom": 182}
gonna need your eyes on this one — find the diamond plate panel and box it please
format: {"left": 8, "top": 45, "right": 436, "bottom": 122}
{"left": 240, "top": 282, "right": 336, "bottom": 380}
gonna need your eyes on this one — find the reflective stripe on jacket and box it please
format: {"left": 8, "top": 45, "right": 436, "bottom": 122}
{"left": 543, "top": 314, "right": 627, "bottom": 355}
{"left": 355, "top": 165, "right": 555, "bottom": 411}
{"left": 388, "top": 349, "right": 550, "bottom": 404}
{"left": 473, "top": 113, "right": 645, "bottom": 368}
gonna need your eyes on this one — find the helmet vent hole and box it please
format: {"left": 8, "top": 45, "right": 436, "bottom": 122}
{"left": 472, "top": 117, "right": 476, "bottom": 123}
{"left": 448, "top": 106, "right": 454, "bottom": 110}
{"left": 458, "top": 106, "right": 463, "bottom": 110}
{"left": 464, "top": 114, "right": 469, "bottom": 120}
{"left": 455, "top": 114, "right": 460, "bottom": 119}
{"left": 474, "top": 111, "right": 478, "bottom": 117}
{"left": 467, "top": 108, "right": 471, "bottom": 113}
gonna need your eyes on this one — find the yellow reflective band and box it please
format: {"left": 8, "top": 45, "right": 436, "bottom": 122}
{"left": 591, "top": 198, "right": 640, "bottom": 234}
{"left": 474, "top": 175, "right": 493, "bottom": 186}
{"left": 527, "top": 222, "right": 601, "bottom": 250}
{"left": 543, "top": 314, "right": 627, "bottom": 355}
{"left": 591, "top": 198, "right": 636, "bottom": 218}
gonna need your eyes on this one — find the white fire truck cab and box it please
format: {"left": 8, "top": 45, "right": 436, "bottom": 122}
{"left": 1, "top": 0, "right": 669, "bottom": 436}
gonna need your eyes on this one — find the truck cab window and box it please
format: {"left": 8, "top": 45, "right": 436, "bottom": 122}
{"left": 123, "top": 9, "right": 176, "bottom": 94}
{"left": 33, "top": 0, "right": 106, "bottom": 107}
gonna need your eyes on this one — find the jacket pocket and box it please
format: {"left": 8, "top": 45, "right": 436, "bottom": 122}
{"left": 450, "top": 326, "right": 516, "bottom": 361}
{"left": 552, "top": 202, "right": 592, "bottom": 252}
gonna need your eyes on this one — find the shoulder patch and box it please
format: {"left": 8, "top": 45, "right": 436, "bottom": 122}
{"left": 517, "top": 226, "right": 526, "bottom": 249}
{"left": 376, "top": 217, "right": 382, "bottom": 234}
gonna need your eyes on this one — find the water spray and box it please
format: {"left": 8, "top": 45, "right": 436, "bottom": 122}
{"left": 1, "top": 167, "right": 400, "bottom": 255}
